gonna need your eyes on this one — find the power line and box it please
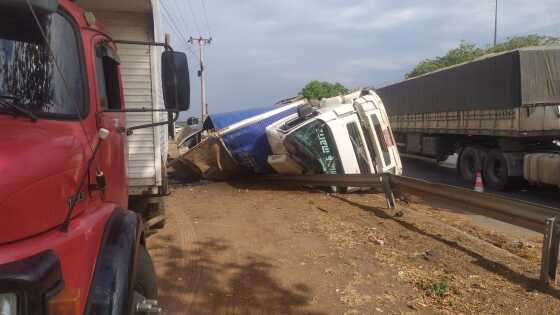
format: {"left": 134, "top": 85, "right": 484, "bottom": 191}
{"left": 160, "top": 1, "right": 199, "bottom": 60}
{"left": 161, "top": 2, "right": 191, "bottom": 46}
{"left": 172, "top": 1, "right": 194, "bottom": 42}
{"left": 200, "top": 0, "right": 212, "bottom": 36}
{"left": 186, "top": 0, "right": 202, "bottom": 35}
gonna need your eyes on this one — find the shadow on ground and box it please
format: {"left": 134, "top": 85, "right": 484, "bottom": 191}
{"left": 152, "top": 236, "right": 325, "bottom": 315}
{"left": 332, "top": 195, "right": 560, "bottom": 300}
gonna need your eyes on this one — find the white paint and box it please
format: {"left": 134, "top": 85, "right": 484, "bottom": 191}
{"left": 266, "top": 90, "right": 403, "bottom": 176}
{"left": 218, "top": 100, "right": 306, "bottom": 136}
{"left": 88, "top": 1, "right": 168, "bottom": 195}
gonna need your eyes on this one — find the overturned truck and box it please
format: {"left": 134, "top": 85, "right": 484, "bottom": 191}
{"left": 175, "top": 89, "right": 402, "bottom": 180}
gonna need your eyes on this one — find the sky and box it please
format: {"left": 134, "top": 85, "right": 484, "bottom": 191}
{"left": 161, "top": 0, "right": 560, "bottom": 120}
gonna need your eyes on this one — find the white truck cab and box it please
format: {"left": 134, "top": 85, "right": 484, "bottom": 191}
{"left": 266, "top": 89, "right": 402, "bottom": 176}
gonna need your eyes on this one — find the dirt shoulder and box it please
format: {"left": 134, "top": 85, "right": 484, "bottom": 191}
{"left": 147, "top": 181, "right": 560, "bottom": 314}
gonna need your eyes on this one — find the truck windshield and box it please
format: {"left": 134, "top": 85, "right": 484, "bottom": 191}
{"left": 284, "top": 120, "right": 342, "bottom": 174}
{"left": 0, "top": 10, "right": 84, "bottom": 118}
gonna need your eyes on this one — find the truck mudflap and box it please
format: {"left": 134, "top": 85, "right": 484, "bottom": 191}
{"left": 84, "top": 208, "right": 142, "bottom": 315}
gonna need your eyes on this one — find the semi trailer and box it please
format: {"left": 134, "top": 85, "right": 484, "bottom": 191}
{"left": 377, "top": 46, "right": 560, "bottom": 190}
{"left": 0, "top": 0, "right": 190, "bottom": 314}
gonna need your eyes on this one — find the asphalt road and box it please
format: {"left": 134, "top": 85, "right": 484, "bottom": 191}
{"left": 402, "top": 156, "right": 560, "bottom": 209}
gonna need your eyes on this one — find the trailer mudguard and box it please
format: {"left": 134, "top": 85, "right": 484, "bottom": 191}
{"left": 84, "top": 208, "right": 142, "bottom": 315}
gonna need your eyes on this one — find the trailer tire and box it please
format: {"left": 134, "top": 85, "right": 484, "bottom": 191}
{"left": 483, "top": 149, "right": 510, "bottom": 191}
{"left": 134, "top": 245, "right": 158, "bottom": 300}
{"left": 458, "top": 146, "right": 484, "bottom": 182}
{"left": 160, "top": 161, "right": 169, "bottom": 196}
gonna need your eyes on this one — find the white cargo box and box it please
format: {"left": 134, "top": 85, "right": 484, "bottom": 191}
{"left": 77, "top": 0, "right": 168, "bottom": 195}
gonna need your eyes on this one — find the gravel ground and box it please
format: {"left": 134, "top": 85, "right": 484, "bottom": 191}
{"left": 147, "top": 178, "right": 560, "bottom": 315}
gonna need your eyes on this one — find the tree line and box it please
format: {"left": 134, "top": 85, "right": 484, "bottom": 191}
{"left": 300, "top": 34, "right": 559, "bottom": 99}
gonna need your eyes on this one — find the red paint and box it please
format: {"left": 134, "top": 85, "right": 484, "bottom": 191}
{"left": 0, "top": 1, "right": 131, "bottom": 313}
{"left": 0, "top": 202, "right": 115, "bottom": 313}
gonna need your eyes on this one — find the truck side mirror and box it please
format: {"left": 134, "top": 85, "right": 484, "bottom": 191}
{"left": 3, "top": 0, "right": 58, "bottom": 14}
{"left": 162, "top": 51, "right": 190, "bottom": 112}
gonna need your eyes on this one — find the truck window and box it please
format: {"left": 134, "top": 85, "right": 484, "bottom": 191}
{"left": 346, "top": 122, "right": 371, "bottom": 174}
{"left": 284, "top": 120, "right": 342, "bottom": 175}
{"left": 0, "top": 10, "right": 85, "bottom": 118}
{"left": 95, "top": 45, "right": 122, "bottom": 110}
{"left": 371, "top": 114, "right": 392, "bottom": 166}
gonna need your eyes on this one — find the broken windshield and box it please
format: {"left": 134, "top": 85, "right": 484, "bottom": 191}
{"left": 0, "top": 9, "right": 85, "bottom": 119}
{"left": 284, "top": 120, "right": 342, "bottom": 174}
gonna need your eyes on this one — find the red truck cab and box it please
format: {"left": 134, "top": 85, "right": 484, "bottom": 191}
{"left": 0, "top": 0, "right": 189, "bottom": 314}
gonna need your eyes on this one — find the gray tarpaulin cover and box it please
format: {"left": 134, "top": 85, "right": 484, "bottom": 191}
{"left": 377, "top": 46, "right": 560, "bottom": 115}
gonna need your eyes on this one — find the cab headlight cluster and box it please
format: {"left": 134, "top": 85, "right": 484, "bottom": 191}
{"left": 0, "top": 250, "right": 63, "bottom": 315}
{"left": 0, "top": 293, "right": 17, "bottom": 315}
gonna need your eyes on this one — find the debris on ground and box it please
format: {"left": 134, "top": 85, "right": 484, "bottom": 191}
{"left": 148, "top": 180, "right": 560, "bottom": 314}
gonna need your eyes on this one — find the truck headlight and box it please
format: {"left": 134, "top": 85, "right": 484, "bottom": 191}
{"left": 0, "top": 293, "right": 17, "bottom": 315}
{"left": 0, "top": 250, "right": 63, "bottom": 315}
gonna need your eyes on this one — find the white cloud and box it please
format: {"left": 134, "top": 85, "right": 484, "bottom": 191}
{"left": 165, "top": 0, "right": 560, "bottom": 116}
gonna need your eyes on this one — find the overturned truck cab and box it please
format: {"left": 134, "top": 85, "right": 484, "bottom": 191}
{"left": 267, "top": 89, "right": 402, "bottom": 177}
{"left": 177, "top": 89, "right": 402, "bottom": 180}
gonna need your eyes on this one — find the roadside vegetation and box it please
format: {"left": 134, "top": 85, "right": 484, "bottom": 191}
{"left": 300, "top": 80, "right": 349, "bottom": 100}
{"left": 406, "top": 34, "right": 560, "bottom": 78}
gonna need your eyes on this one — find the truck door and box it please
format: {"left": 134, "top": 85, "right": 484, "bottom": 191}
{"left": 356, "top": 93, "right": 402, "bottom": 175}
{"left": 93, "top": 41, "right": 128, "bottom": 206}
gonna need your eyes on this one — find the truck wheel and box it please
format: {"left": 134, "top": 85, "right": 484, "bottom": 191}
{"left": 148, "top": 198, "right": 166, "bottom": 230}
{"left": 134, "top": 245, "right": 158, "bottom": 300}
{"left": 483, "top": 149, "right": 510, "bottom": 190}
{"left": 458, "top": 146, "right": 484, "bottom": 182}
{"left": 160, "top": 161, "right": 169, "bottom": 196}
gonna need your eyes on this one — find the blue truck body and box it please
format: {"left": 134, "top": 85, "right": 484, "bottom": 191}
{"left": 204, "top": 104, "right": 298, "bottom": 174}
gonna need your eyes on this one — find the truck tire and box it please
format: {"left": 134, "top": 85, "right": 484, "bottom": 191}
{"left": 134, "top": 245, "right": 158, "bottom": 300}
{"left": 483, "top": 149, "right": 516, "bottom": 190}
{"left": 160, "top": 161, "right": 169, "bottom": 196}
{"left": 148, "top": 198, "right": 166, "bottom": 230}
{"left": 458, "top": 146, "right": 485, "bottom": 182}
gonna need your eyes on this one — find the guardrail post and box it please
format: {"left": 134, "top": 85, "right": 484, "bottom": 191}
{"left": 540, "top": 217, "right": 560, "bottom": 285}
{"left": 381, "top": 173, "right": 396, "bottom": 209}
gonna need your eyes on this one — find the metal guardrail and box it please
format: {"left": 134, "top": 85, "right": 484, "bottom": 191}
{"left": 258, "top": 173, "right": 560, "bottom": 285}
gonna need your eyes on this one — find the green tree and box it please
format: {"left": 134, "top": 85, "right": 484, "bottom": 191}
{"left": 406, "top": 41, "right": 483, "bottom": 79}
{"left": 486, "top": 34, "right": 559, "bottom": 54}
{"left": 300, "top": 81, "right": 349, "bottom": 100}
{"left": 406, "top": 35, "right": 560, "bottom": 79}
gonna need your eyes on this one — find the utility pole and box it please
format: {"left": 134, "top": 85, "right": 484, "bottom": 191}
{"left": 188, "top": 36, "right": 212, "bottom": 124}
{"left": 493, "top": 0, "right": 498, "bottom": 46}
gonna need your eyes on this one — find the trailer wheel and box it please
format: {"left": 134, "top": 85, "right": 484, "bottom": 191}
{"left": 458, "top": 146, "right": 484, "bottom": 182}
{"left": 483, "top": 149, "right": 510, "bottom": 190}
{"left": 160, "top": 161, "right": 169, "bottom": 196}
{"left": 134, "top": 245, "right": 158, "bottom": 300}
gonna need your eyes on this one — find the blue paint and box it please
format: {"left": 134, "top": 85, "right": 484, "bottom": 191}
{"left": 205, "top": 104, "right": 297, "bottom": 174}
